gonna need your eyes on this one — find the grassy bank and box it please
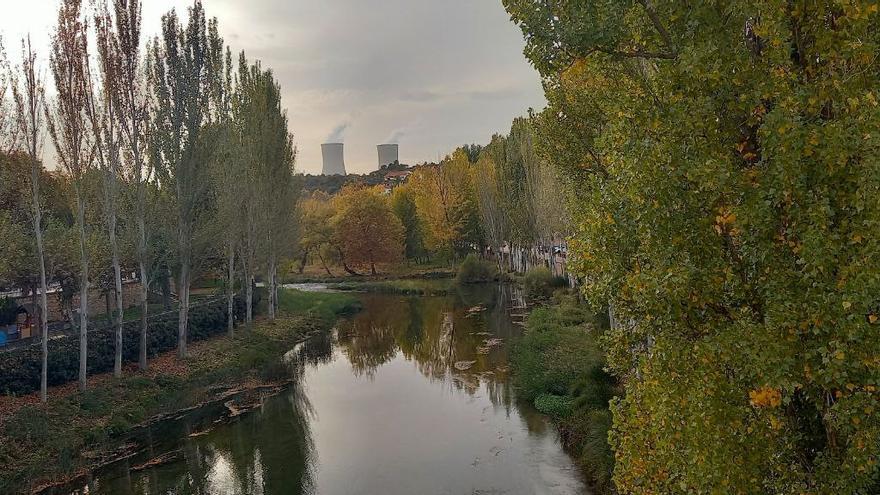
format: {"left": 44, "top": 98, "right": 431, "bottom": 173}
{"left": 285, "top": 261, "right": 455, "bottom": 284}
{"left": 0, "top": 289, "right": 359, "bottom": 494}
{"left": 332, "top": 278, "right": 452, "bottom": 296}
{"left": 511, "top": 292, "right": 619, "bottom": 493}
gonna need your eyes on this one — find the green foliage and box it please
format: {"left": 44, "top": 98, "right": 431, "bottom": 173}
{"left": 391, "top": 186, "right": 427, "bottom": 261}
{"left": 523, "top": 267, "right": 566, "bottom": 302}
{"left": 534, "top": 393, "right": 575, "bottom": 418}
{"left": 455, "top": 254, "right": 497, "bottom": 285}
{"left": 505, "top": 0, "right": 880, "bottom": 492}
{"left": 0, "top": 296, "right": 248, "bottom": 395}
{"left": 276, "top": 288, "right": 361, "bottom": 325}
{"left": 511, "top": 296, "right": 616, "bottom": 492}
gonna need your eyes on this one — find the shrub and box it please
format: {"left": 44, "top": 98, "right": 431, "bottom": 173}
{"left": 511, "top": 298, "right": 618, "bottom": 493}
{"left": 455, "top": 254, "right": 497, "bottom": 284}
{"left": 523, "top": 267, "right": 566, "bottom": 301}
{"left": 0, "top": 296, "right": 248, "bottom": 396}
{"left": 534, "top": 393, "right": 575, "bottom": 418}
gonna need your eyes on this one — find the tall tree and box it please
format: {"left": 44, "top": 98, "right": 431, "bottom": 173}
{"left": 45, "top": 0, "right": 94, "bottom": 389}
{"left": 10, "top": 37, "right": 49, "bottom": 402}
{"left": 0, "top": 37, "right": 18, "bottom": 152}
{"left": 390, "top": 185, "right": 426, "bottom": 262}
{"left": 333, "top": 185, "right": 404, "bottom": 275}
{"left": 150, "top": 0, "right": 218, "bottom": 357}
{"left": 507, "top": 0, "right": 880, "bottom": 492}
{"left": 100, "top": 0, "right": 152, "bottom": 369}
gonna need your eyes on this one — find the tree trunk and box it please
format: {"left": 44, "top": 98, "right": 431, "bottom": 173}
{"left": 317, "top": 253, "right": 332, "bottom": 276}
{"left": 370, "top": 262, "right": 377, "bottom": 276}
{"left": 32, "top": 162, "right": 50, "bottom": 403}
{"left": 111, "top": 218, "right": 124, "bottom": 378}
{"left": 297, "top": 251, "right": 307, "bottom": 274}
{"left": 78, "top": 196, "right": 90, "bottom": 389}
{"left": 227, "top": 242, "right": 235, "bottom": 335}
{"left": 342, "top": 262, "right": 361, "bottom": 276}
{"left": 137, "top": 196, "right": 150, "bottom": 370}
{"left": 267, "top": 254, "right": 275, "bottom": 321}
{"left": 177, "top": 260, "right": 189, "bottom": 359}
{"left": 139, "top": 259, "right": 149, "bottom": 370}
{"left": 244, "top": 262, "right": 253, "bottom": 324}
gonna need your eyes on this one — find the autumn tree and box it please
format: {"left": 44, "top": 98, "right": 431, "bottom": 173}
{"left": 95, "top": 0, "right": 152, "bottom": 370}
{"left": 409, "top": 151, "right": 481, "bottom": 261}
{"left": 10, "top": 37, "right": 50, "bottom": 401}
{"left": 150, "top": 0, "right": 220, "bottom": 357}
{"left": 299, "top": 191, "right": 338, "bottom": 276}
{"left": 390, "top": 185, "right": 426, "bottom": 262}
{"left": 46, "top": 0, "right": 95, "bottom": 388}
{"left": 507, "top": 0, "right": 880, "bottom": 492}
{"left": 333, "top": 185, "right": 404, "bottom": 275}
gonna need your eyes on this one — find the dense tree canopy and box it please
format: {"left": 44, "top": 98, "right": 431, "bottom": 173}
{"left": 506, "top": 0, "right": 880, "bottom": 492}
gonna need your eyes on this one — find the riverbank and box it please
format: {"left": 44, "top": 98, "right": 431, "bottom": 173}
{"left": 0, "top": 289, "right": 360, "bottom": 494}
{"left": 511, "top": 291, "right": 619, "bottom": 494}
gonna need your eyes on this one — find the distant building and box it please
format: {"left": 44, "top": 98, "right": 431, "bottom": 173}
{"left": 383, "top": 169, "right": 412, "bottom": 194}
{"left": 321, "top": 143, "right": 346, "bottom": 175}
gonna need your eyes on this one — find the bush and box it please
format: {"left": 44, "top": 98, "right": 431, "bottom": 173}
{"left": 534, "top": 393, "right": 575, "bottom": 418}
{"left": 0, "top": 296, "right": 249, "bottom": 396}
{"left": 511, "top": 298, "right": 618, "bottom": 493}
{"left": 523, "top": 267, "right": 566, "bottom": 301}
{"left": 455, "top": 254, "right": 497, "bottom": 284}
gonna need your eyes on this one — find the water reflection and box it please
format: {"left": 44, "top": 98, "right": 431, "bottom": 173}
{"left": 71, "top": 285, "right": 586, "bottom": 495}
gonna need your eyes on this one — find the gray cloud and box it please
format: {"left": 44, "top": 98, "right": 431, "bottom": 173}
{"left": 0, "top": 0, "right": 545, "bottom": 174}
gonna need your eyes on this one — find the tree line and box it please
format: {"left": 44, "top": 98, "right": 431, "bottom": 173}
{"left": 504, "top": 0, "right": 880, "bottom": 493}
{"left": 298, "top": 117, "right": 570, "bottom": 278}
{"left": 0, "top": 0, "right": 298, "bottom": 402}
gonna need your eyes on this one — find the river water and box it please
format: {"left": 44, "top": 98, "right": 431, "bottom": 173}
{"left": 70, "top": 286, "right": 588, "bottom": 494}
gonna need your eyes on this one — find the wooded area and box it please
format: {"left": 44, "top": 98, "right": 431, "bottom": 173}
{"left": 0, "top": 0, "right": 297, "bottom": 402}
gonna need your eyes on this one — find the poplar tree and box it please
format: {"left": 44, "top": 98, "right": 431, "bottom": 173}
{"left": 10, "top": 38, "right": 49, "bottom": 401}
{"left": 45, "top": 0, "right": 94, "bottom": 389}
{"left": 95, "top": 0, "right": 152, "bottom": 370}
{"left": 150, "top": 0, "right": 218, "bottom": 358}
{"left": 506, "top": 1, "right": 880, "bottom": 492}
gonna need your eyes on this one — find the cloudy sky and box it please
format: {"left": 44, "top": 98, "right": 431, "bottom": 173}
{"left": 1, "top": 0, "right": 546, "bottom": 174}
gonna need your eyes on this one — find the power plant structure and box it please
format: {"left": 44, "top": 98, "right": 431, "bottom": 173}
{"left": 321, "top": 143, "right": 346, "bottom": 175}
{"left": 377, "top": 144, "right": 400, "bottom": 168}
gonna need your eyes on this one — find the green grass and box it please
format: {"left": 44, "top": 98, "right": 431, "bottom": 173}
{"left": 331, "top": 279, "right": 452, "bottom": 296}
{"left": 277, "top": 288, "right": 361, "bottom": 323}
{"left": 511, "top": 291, "right": 619, "bottom": 494}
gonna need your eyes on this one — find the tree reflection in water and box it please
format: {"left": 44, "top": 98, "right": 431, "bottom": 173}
{"left": 69, "top": 284, "right": 582, "bottom": 495}
{"left": 335, "top": 285, "right": 521, "bottom": 411}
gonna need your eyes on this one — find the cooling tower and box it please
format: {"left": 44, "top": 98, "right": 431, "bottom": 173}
{"left": 377, "top": 144, "right": 399, "bottom": 168}
{"left": 321, "top": 143, "right": 346, "bottom": 175}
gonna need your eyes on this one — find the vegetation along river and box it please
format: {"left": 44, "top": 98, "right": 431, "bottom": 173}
{"left": 68, "top": 286, "right": 588, "bottom": 494}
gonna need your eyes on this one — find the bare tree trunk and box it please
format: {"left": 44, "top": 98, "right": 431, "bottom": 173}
{"left": 317, "top": 253, "right": 332, "bottom": 276}
{"left": 226, "top": 242, "right": 235, "bottom": 335}
{"left": 139, "top": 259, "right": 149, "bottom": 370}
{"left": 177, "top": 260, "right": 189, "bottom": 358}
{"left": 110, "top": 214, "right": 123, "bottom": 378}
{"left": 76, "top": 196, "right": 90, "bottom": 389}
{"left": 245, "top": 268, "right": 253, "bottom": 324}
{"left": 267, "top": 252, "right": 276, "bottom": 321}
{"left": 32, "top": 163, "right": 49, "bottom": 403}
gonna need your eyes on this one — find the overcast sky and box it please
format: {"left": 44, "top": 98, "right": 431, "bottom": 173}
{"left": 0, "top": 0, "right": 545, "bottom": 174}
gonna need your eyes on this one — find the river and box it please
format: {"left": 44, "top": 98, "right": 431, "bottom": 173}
{"left": 68, "top": 285, "right": 588, "bottom": 494}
